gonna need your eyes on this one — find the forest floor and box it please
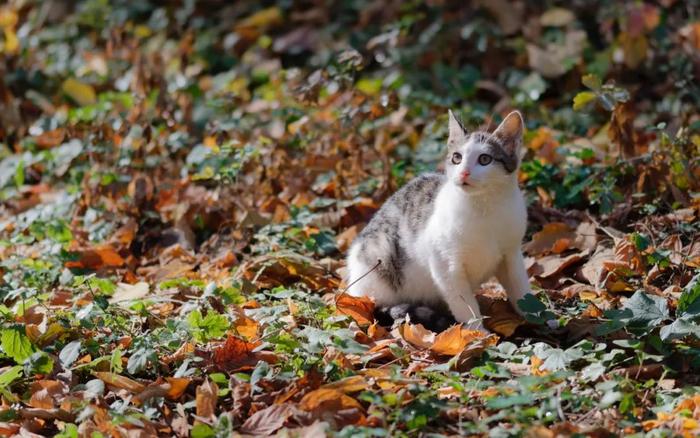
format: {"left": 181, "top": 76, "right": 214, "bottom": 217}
{"left": 0, "top": 1, "right": 700, "bottom": 437}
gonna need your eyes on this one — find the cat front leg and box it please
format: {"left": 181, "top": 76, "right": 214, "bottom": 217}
{"left": 496, "top": 248, "right": 532, "bottom": 315}
{"left": 428, "top": 256, "right": 485, "bottom": 331}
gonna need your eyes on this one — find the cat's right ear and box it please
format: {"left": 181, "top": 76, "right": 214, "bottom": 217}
{"left": 448, "top": 110, "right": 467, "bottom": 146}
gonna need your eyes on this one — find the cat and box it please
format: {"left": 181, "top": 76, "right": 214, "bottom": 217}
{"left": 346, "top": 110, "right": 532, "bottom": 332}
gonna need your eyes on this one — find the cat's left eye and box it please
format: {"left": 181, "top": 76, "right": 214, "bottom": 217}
{"left": 477, "top": 154, "right": 493, "bottom": 166}
{"left": 451, "top": 152, "right": 462, "bottom": 164}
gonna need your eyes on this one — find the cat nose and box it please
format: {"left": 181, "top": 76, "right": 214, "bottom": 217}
{"left": 460, "top": 170, "right": 471, "bottom": 182}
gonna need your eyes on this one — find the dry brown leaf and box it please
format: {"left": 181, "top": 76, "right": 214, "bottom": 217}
{"left": 531, "top": 251, "right": 589, "bottom": 279}
{"left": 239, "top": 403, "right": 296, "bottom": 436}
{"left": 29, "top": 380, "right": 66, "bottom": 409}
{"left": 195, "top": 379, "right": 218, "bottom": 422}
{"left": 109, "top": 282, "right": 149, "bottom": 305}
{"left": 322, "top": 375, "right": 368, "bottom": 393}
{"left": 524, "top": 222, "right": 596, "bottom": 256}
{"left": 479, "top": 296, "right": 525, "bottom": 337}
{"left": 93, "top": 372, "right": 145, "bottom": 393}
{"left": 335, "top": 293, "right": 375, "bottom": 326}
{"left": 580, "top": 246, "right": 616, "bottom": 287}
{"left": 210, "top": 335, "right": 277, "bottom": 371}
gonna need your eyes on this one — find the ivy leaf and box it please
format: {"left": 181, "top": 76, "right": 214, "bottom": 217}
{"left": 659, "top": 319, "right": 700, "bottom": 342}
{"left": 517, "top": 294, "right": 546, "bottom": 313}
{"left": 127, "top": 347, "right": 157, "bottom": 374}
{"left": 84, "top": 379, "right": 105, "bottom": 400}
{"left": 59, "top": 341, "right": 82, "bottom": 368}
{"left": 622, "top": 291, "right": 668, "bottom": 327}
{"left": 1, "top": 328, "right": 36, "bottom": 364}
{"left": 678, "top": 273, "right": 700, "bottom": 317}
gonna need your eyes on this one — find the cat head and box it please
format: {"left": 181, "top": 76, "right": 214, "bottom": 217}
{"left": 445, "top": 110, "right": 524, "bottom": 193}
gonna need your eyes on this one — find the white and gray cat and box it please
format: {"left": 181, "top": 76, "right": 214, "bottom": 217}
{"left": 346, "top": 110, "right": 532, "bottom": 332}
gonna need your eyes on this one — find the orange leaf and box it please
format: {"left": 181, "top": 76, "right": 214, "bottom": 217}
{"left": 336, "top": 293, "right": 375, "bottom": 326}
{"left": 400, "top": 322, "right": 435, "bottom": 349}
{"left": 299, "top": 388, "right": 363, "bottom": 413}
{"left": 165, "top": 377, "right": 190, "bottom": 400}
{"left": 65, "top": 244, "right": 125, "bottom": 269}
{"left": 431, "top": 325, "right": 485, "bottom": 356}
{"left": 233, "top": 314, "right": 259, "bottom": 341}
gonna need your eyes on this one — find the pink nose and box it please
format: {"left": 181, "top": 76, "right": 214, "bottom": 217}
{"left": 460, "top": 170, "right": 471, "bottom": 182}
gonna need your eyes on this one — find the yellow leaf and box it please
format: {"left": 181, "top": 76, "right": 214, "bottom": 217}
{"left": 61, "top": 78, "right": 97, "bottom": 106}
{"left": 3, "top": 27, "right": 18, "bottom": 54}
{"left": 573, "top": 91, "right": 597, "bottom": 111}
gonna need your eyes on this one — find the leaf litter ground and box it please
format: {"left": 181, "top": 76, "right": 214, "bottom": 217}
{"left": 0, "top": 1, "right": 699, "bottom": 437}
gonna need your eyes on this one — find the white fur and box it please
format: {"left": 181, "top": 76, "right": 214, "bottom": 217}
{"left": 347, "top": 112, "right": 531, "bottom": 331}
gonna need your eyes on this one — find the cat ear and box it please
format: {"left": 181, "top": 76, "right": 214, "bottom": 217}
{"left": 491, "top": 111, "right": 524, "bottom": 154}
{"left": 447, "top": 110, "right": 467, "bottom": 146}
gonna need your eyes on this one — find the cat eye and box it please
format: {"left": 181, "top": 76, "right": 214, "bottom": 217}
{"left": 477, "top": 154, "right": 493, "bottom": 166}
{"left": 451, "top": 152, "right": 462, "bottom": 164}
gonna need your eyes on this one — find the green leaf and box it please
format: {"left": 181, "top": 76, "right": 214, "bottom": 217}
{"left": 0, "top": 366, "right": 22, "bottom": 388}
{"left": 1, "top": 328, "right": 35, "bottom": 364}
{"left": 59, "top": 341, "right": 82, "bottom": 368}
{"left": 127, "top": 348, "right": 156, "bottom": 374}
{"left": 25, "top": 351, "right": 54, "bottom": 375}
{"left": 517, "top": 294, "right": 546, "bottom": 313}
{"left": 622, "top": 291, "right": 669, "bottom": 327}
{"left": 356, "top": 77, "right": 382, "bottom": 96}
{"left": 191, "top": 424, "right": 215, "bottom": 438}
{"left": 110, "top": 347, "right": 123, "bottom": 373}
{"left": 678, "top": 274, "right": 700, "bottom": 317}
{"left": 660, "top": 319, "right": 700, "bottom": 341}
{"left": 581, "top": 73, "right": 602, "bottom": 91}
{"left": 573, "top": 91, "right": 597, "bottom": 111}
{"left": 14, "top": 159, "right": 24, "bottom": 188}
{"left": 187, "top": 310, "right": 230, "bottom": 342}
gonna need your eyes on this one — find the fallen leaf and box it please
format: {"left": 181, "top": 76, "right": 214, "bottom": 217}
{"left": 299, "top": 388, "right": 364, "bottom": 413}
{"left": 29, "top": 380, "right": 66, "bottom": 409}
{"left": 399, "top": 322, "right": 435, "bottom": 350}
{"left": 65, "top": 245, "right": 125, "bottom": 270}
{"left": 165, "top": 377, "right": 190, "bottom": 400}
{"left": 109, "top": 282, "right": 149, "bottom": 305}
{"left": 336, "top": 293, "right": 375, "bottom": 326}
{"left": 232, "top": 314, "right": 259, "bottom": 341}
{"left": 240, "top": 403, "right": 296, "bottom": 435}
{"left": 478, "top": 296, "right": 525, "bottom": 337}
{"left": 322, "top": 375, "right": 368, "bottom": 393}
{"left": 431, "top": 325, "right": 485, "bottom": 356}
{"left": 195, "top": 379, "right": 218, "bottom": 422}
{"left": 524, "top": 222, "right": 597, "bottom": 256}
{"left": 61, "top": 78, "right": 97, "bottom": 106}
{"left": 93, "top": 372, "right": 145, "bottom": 393}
